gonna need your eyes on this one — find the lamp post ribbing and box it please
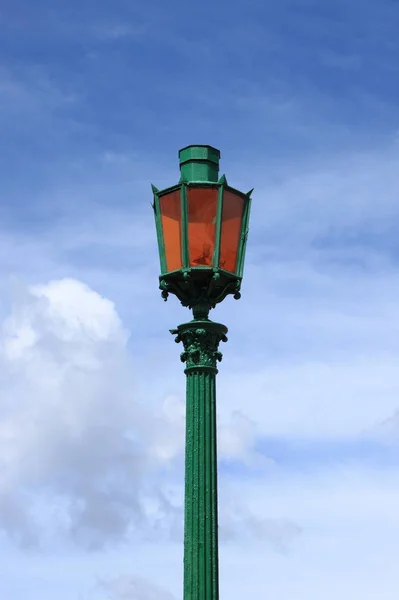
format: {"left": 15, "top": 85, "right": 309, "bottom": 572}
{"left": 171, "top": 319, "right": 227, "bottom": 600}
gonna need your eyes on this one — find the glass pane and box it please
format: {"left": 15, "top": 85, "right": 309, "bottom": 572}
{"left": 219, "top": 190, "right": 244, "bottom": 273}
{"left": 159, "top": 190, "right": 182, "bottom": 272}
{"left": 187, "top": 187, "right": 218, "bottom": 267}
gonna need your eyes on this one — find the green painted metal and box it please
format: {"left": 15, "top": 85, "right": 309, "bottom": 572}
{"left": 152, "top": 146, "right": 253, "bottom": 600}
{"left": 237, "top": 189, "right": 253, "bottom": 279}
{"left": 171, "top": 318, "right": 228, "bottom": 600}
{"left": 179, "top": 145, "right": 220, "bottom": 183}
{"left": 181, "top": 183, "right": 190, "bottom": 269}
{"left": 213, "top": 184, "right": 224, "bottom": 269}
{"left": 152, "top": 185, "right": 167, "bottom": 274}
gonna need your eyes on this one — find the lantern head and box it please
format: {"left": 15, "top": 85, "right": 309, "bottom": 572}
{"left": 152, "top": 145, "right": 252, "bottom": 318}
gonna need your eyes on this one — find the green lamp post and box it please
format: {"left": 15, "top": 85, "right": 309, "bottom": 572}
{"left": 152, "top": 146, "right": 252, "bottom": 600}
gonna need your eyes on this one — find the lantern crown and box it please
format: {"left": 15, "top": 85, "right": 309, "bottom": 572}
{"left": 152, "top": 146, "right": 252, "bottom": 319}
{"left": 179, "top": 145, "right": 220, "bottom": 183}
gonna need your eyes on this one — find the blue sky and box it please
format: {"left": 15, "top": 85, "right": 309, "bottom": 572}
{"left": 1, "top": 0, "right": 399, "bottom": 599}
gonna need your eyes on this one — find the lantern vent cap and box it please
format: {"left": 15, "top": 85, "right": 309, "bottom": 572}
{"left": 178, "top": 145, "right": 221, "bottom": 183}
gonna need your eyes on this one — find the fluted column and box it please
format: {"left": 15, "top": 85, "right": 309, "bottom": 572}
{"left": 171, "top": 319, "right": 228, "bottom": 600}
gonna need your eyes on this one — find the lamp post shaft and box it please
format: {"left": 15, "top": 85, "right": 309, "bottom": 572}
{"left": 171, "top": 319, "right": 228, "bottom": 600}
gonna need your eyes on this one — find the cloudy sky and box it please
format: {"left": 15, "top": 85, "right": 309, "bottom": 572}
{"left": 1, "top": 0, "right": 399, "bottom": 598}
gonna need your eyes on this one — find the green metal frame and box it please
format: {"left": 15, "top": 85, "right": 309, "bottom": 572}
{"left": 152, "top": 185, "right": 166, "bottom": 274}
{"left": 214, "top": 182, "right": 224, "bottom": 268}
{"left": 181, "top": 183, "right": 189, "bottom": 269}
{"left": 152, "top": 177, "right": 252, "bottom": 319}
{"left": 237, "top": 188, "right": 253, "bottom": 278}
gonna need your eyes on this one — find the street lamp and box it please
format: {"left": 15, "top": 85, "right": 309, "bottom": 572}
{"left": 152, "top": 145, "right": 252, "bottom": 600}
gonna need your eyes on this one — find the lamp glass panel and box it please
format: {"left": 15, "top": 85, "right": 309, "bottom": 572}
{"left": 219, "top": 190, "right": 245, "bottom": 273}
{"left": 187, "top": 187, "right": 218, "bottom": 267}
{"left": 159, "top": 190, "right": 182, "bottom": 272}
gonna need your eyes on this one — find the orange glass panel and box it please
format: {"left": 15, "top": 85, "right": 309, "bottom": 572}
{"left": 187, "top": 187, "right": 218, "bottom": 267}
{"left": 219, "top": 190, "right": 245, "bottom": 273}
{"left": 159, "top": 190, "right": 182, "bottom": 272}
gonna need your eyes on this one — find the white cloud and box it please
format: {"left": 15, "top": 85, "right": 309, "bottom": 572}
{"left": 0, "top": 278, "right": 162, "bottom": 548}
{"left": 2, "top": 462, "right": 396, "bottom": 600}
{"left": 220, "top": 356, "right": 399, "bottom": 439}
{"left": 97, "top": 575, "right": 176, "bottom": 600}
{"left": 0, "top": 66, "right": 78, "bottom": 120}
{"left": 90, "top": 23, "right": 147, "bottom": 41}
{"left": 0, "top": 277, "right": 276, "bottom": 554}
{"left": 219, "top": 465, "right": 399, "bottom": 600}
